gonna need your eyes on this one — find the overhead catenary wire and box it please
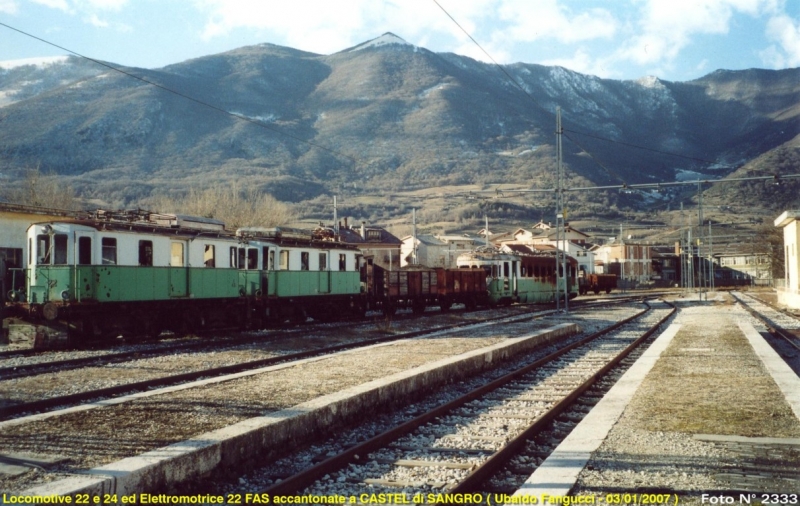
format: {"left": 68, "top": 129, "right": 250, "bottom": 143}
{"left": 0, "top": 21, "right": 358, "bottom": 167}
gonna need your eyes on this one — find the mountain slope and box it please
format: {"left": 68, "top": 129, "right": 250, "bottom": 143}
{"left": 0, "top": 34, "right": 798, "bottom": 209}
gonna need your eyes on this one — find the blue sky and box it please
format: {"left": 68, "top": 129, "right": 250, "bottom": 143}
{"left": 1, "top": 0, "right": 799, "bottom": 82}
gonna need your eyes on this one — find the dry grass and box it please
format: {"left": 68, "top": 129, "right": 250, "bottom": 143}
{"left": 625, "top": 307, "right": 800, "bottom": 437}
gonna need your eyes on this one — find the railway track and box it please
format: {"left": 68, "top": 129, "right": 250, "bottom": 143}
{"left": 251, "top": 301, "right": 675, "bottom": 497}
{"left": 0, "top": 294, "right": 651, "bottom": 382}
{"left": 1, "top": 305, "right": 576, "bottom": 421}
{"left": 731, "top": 291, "right": 800, "bottom": 352}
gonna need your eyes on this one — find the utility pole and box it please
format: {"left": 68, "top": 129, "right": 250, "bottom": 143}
{"left": 333, "top": 195, "right": 338, "bottom": 236}
{"left": 709, "top": 220, "right": 714, "bottom": 292}
{"left": 620, "top": 223, "right": 625, "bottom": 294}
{"left": 555, "top": 107, "right": 565, "bottom": 311}
{"left": 412, "top": 208, "right": 417, "bottom": 266}
{"left": 697, "top": 182, "right": 705, "bottom": 300}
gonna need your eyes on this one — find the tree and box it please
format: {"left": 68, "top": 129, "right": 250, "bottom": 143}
{"left": 149, "top": 184, "right": 296, "bottom": 230}
{"left": 1, "top": 167, "right": 79, "bottom": 210}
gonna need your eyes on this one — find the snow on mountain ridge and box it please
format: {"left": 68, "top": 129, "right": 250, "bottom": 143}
{"left": 0, "top": 56, "right": 70, "bottom": 70}
{"left": 350, "top": 33, "right": 413, "bottom": 52}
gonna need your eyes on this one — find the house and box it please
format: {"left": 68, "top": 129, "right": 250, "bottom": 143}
{"left": 498, "top": 223, "right": 595, "bottom": 276}
{"left": 650, "top": 245, "right": 680, "bottom": 286}
{"left": 592, "top": 240, "right": 654, "bottom": 287}
{"left": 324, "top": 220, "right": 402, "bottom": 270}
{"left": 714, "top": 252, "right": 772, "bottom": 287}
{"left": 400, "top": 233, "right": 482, "bottom": 268}
{"left": 774, "top": 211, "right": 800, "bottom": 309}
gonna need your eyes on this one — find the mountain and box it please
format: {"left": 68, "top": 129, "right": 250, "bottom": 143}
{"left": 0, "top": 33, "right": 798, "bottom": 213}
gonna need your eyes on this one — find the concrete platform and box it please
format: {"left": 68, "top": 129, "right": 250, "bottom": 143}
{"left": 18, "top": 323, "right": 579, "bottom": 497}
{"left": 512, "top": 303, "right": 800, "bottom": 499}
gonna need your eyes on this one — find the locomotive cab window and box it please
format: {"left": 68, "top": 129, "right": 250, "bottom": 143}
{"left": 204, "top": 245, "right": 215, "bottom": 268}
{"left": 53, "top": 234, "right": 68, "bottom": 265}
{"left": 36, "top": 235, "right": 50, "bottom": 265}
{"left": 247, "top": 249, "right": 258, "bottom": 270}
{"left": 318, "top": 252, "right": 327, "bottom": 271}
{"left": 279, "top": 250, "right": 289, "bottom": 270}
{"left": 139, "top": 240, "right": 154, "bottom": 267}
{"left": 78, "top": 237, "right": 92, "bottom": 265}
{"left": 102, "top": 238, "right": 117, "bottom": 265}
{"left": 170, "top": 242, "right": 184, "bottom": 267}
{"left": 339, "top": 254, "right": 346, "bottom": 271}
{"left": 300, "top": 252, "right": 309, "bottom": 271}
{"left": 265, "top": 248, "right": 275, "bottom": 270}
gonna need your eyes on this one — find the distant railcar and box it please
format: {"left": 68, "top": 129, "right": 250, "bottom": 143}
{"left": 456, "top": 248, "right": 578, "bottom": 304}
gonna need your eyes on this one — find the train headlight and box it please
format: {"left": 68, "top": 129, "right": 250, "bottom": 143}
{"left": 61, "top": 290, "right": 70, "bottom": 301}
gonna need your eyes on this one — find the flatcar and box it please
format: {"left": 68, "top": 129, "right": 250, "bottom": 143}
{"left": 456, "top": 247, "right": 578, "bottom": 304}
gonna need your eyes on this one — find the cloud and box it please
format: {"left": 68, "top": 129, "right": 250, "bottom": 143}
{"left": 762, "top": 14, "right": 800, "bottom": 67}
{"left": 0, "top": 0, "right": 18, "bottom": 14}
{"left": 615, "top": 0, "right": 781, "bottom": 66}
{"left": 194, "top": 0, "right": 399, "bottom": 51}
{"left": 30, "top": 0, "right": 70, "bottom": 11}
{"left": 86, "top": 13, "right": 108, "bottom": 27}
{"left": 541, "top": 49, "right": 617, "bottom": 79}
{"left": 495, "top": 0, "right": 618, "bottom": 44}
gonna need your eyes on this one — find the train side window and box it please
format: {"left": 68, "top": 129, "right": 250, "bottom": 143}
{"left": 170, "top": 242, "right": 184, "bottom": 267}
{"left": 339, "top": 254, "right": 346, "bottom": 271}
{"left": 204, "top": 245, "right": 215, "bottom": 268}
{"left": 318, "top": 252, "right": 327, "bottom": 271}
{"left": 238, "top": 248, "right": 246, "bottom": 270}
{"left": 36, "top": 235, "right": 51, "bottom": 265}
{"left": 54, "top": 234, "right": 68, "bottom": 265}
{"left": 503, "top": 262, "right": 510, "bottom": 278}
{"left": 139, "top": 240, "right": 154, "bottom": 266}
{"left": 78, "top": 237, "right": 92, "bottom": 265}
{"left": 279, "top": 250, "right": 289, "bottom": 270}
{"left": 300, "top": 252, "right": 309, "bottom": 271}
{"left": 230, "top": 247, "right": 238, "bottom": 268}
{"left": 247, "top": 249, "right": 258, "bottom": 270}
{"left": 267, "top": 249, "right": 275, "bottom": 270}
{"left": 102, "top": 238, "right": 117, "bottom": 265}
{"left": 521, "top": 266, "right": 526, "bottom": 277}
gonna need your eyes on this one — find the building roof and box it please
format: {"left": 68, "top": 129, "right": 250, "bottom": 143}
{"left": 775, "top": 210, "right": 800, "bottom": 228}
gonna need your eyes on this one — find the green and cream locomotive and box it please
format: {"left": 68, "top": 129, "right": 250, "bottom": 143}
{"left": 16, "top": 211, "right": 364, "bottom": 345}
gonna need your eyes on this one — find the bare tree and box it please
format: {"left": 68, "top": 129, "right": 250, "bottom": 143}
{"left": 2, "top": 167, "right": 79, "bottom": 210}
{"left": 149, "top": 184, "right": 295, "bottom": 230}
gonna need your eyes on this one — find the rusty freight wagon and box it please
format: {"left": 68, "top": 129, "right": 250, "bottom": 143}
{"left": 578, "top": 273, "right": 617, "bottom": 295}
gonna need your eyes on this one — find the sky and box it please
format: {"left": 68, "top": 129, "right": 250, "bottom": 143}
{"left": 1, "top": 0, "right": 799, "bottom": 82}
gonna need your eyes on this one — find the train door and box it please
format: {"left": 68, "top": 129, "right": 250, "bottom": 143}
{"left": 262, "top": 246, "right": 275, "bottom": 296}
{"left": 169, "top": 240, "right": 188, "bottom": 297}
{"left": 511, "top": 260, "right": 518, "bottom": 296}
{"left": 318, "top": 251, "right": 330, "bottom": 293}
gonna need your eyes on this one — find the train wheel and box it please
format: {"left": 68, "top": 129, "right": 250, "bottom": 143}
{"left": 605, "top": 288, "right": 612, "bottom": 294}
{"left": 464, "top": 297, "right": 477, "bottom": 312}
{"left": 439, "top": 297, "right": 452, "bottom": 313}
{"left": 593, "top": 289, "right": 600, "bottom": 295}
{"left": 290, "top": 307, "right": 307, "bottom": 325}
{"left": 412, "top": 303, "right": 425, "bottom": 316}
{"left": 183, "top": 308, "right": 206, "bottom": 335}
{"left": 382, "top": 304, "right": 396, "bottom": 317}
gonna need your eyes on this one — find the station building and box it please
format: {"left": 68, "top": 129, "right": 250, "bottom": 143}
{"left": 775, "top": 210, "right": 800, "bottom": 309}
